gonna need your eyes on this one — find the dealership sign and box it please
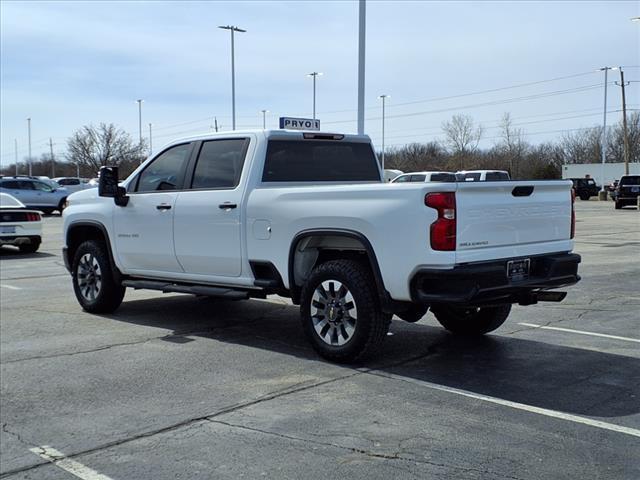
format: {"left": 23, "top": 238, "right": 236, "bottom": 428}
{"left": 279, "top": 117, "right": 320, "bottom": 131}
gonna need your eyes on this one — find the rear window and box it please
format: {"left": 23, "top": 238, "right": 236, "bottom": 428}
{"left": 430, "top": 173, "right": 456, "bottom": 182}
{"left": 409, "top": 174, "right": 426, "bottom": 182}
{"left": 262, "top": 140, "right": 380, "bottom": 182}
{"left": 485, "top": 172, "right": 510, "bottom": 181}
{"left": 620, "top": 176, "right": 640, "bottom": 186}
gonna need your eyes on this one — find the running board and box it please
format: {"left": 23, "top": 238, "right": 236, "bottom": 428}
{"left": 122, "top": 279, "right": 249, "bottom": 300}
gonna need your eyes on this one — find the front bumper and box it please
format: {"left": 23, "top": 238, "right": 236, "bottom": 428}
{"left": 411, "top": 253, "right": 581, "bottom": 306}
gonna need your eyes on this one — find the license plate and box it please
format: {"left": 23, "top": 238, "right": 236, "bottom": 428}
{"left": 0, "top": 226, "right": 16, "bottom": 234}
{"left": 507, "top": 258, "right": 530, "bottom": 280}
{"left": 632, "top": 187, "right": 639, "bottom": 193}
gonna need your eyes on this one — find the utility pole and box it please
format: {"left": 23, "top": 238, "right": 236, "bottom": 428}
{"left": 307, "top": 72, "right": 322, "bottom": 120}
{"left": 261, "top": 110, "right": 268, "bottom": 129}
{"left": 14, "top": 139, "right": 18, "bottom": 176}
{"left": 219, "top": 25, "right": 246, "bottom": 130}
{"left": 136, "top": 99, "right": 143, "bottom": 145}
{"left": 378, "top": 95, "right": 389, "bottom": 170}
{"left": 214, "top": 117, "right": 219, "bottom": 132}
{"left": 27, "top": 117, "right": 32, "bottom": 176}
{"left": 598, "top": 67, "right": 617, "bottom": 193}
{"left": 357, "top": 0, "right": 366, "bottom": 135}
{"left": 615, "top": 68, "right": 630, "bottom": 175}
{"left": 148, "top": 123, "right": 153, "bottom": 155}
{"left": 49, "top": 138, "right": 55, "bottom": 177}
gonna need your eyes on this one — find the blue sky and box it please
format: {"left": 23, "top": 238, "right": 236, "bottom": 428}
{"left": 1, "top": 0, "right": 638, "bottom": 166}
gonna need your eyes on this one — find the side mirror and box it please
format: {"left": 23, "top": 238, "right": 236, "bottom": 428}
{"left": 98, "top": 166, "right": 129, "bottom": 206}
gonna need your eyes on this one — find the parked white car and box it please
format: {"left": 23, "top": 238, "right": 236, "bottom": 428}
{"left": 0, "top": 193, "right": 43, "bottom": 253}
{"left": 63, "top": 129, "right": 580, "bottom": 362}
{"left": 391, "top": 171, "right": 457, "bottom": 183}
{"left": 53, "top": 177, "right": 95, "bottom": 194}
{"left": 456, "top": 170, "right": 510, "bottom": 181}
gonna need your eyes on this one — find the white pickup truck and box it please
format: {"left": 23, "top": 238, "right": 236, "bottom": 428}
{"left": 62, "top": 130, "right": 580, "bottom": 362}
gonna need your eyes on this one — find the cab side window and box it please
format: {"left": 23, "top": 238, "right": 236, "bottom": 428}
{"left": 136, "top": 144, "right": 191, "bottom": 193}
{"left": 33, "top": 181, "right": 53, "bottom": 192}
{"left": 393, "top": 175, "right": 409, "bottom": 183}
{"left": 190, "top": 139, "right": 249, "bottom": 189}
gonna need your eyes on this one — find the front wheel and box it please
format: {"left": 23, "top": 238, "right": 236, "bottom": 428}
{"left": 615, "top": 201, "right": 622, "bottom": 210}
{"left": 300, "top": 260, "right": 390, "bottom": 363}
{"left": 431, "top": 304, "right": 511, "bottom": 335}
{"left": 72, "top": 240, "right": 125, "bottom": 313}
{"left": 579, "top": 194, "right": 590, "bottom": 201}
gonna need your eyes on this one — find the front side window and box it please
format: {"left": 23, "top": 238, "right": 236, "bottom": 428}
{"left": 409, "top": 174, "right": 426, "bottom": 182}
{"left": 33, "top": 181, "right": 53, "bottom": 192}
{"left": 392, "top": 175, "right": 409, "bottom": 183}
{"left": 191, "top": 139, "right": 249, "bottom": 189}
{"left": 137, "top": 143, "right": 191, "bottom": 193}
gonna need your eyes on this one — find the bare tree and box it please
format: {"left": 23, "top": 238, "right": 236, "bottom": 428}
{"left": 66, "top": 123, "right": 146, "bottom": 177}
{"left": 441, "top": 115, "right": 483, "bottom": 169}
{"left": 499, "top": 112, "right": 527, "bottom": 177}
{"left": 385, "top": 142, "right": 448, "bottom": 172}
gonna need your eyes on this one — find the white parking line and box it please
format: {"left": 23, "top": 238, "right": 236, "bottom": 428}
{"left": 518, "top": 322, "right": 640, "bottom": 344}
{"left": 30, "top": 446, "right": 113, "bottom": 480}
{"left": 0, "top": 284, "right": 21, "bottom": 290}
{"left": 371, "top": 372, "right": 640, "bottom": 438}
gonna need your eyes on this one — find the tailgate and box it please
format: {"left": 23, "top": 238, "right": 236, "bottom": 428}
{"left": 455, "top": 181, "right": 573, "bottom": 263}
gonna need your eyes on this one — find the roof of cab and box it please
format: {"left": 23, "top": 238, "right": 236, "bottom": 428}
{"left": 162, "top": 129, "right": 371, "bottom": 149}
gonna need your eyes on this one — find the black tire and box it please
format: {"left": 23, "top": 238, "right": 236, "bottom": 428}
{"left": 57, "top": 198, "right": 67, "bottom": 214}
{"left": 615, "top": 201, "right": 622, "bottom": 210}
{"left": 431, "top": 304, "right": 512, "bottom": 335}
{"left": 397, "top": 305, "right": 428, "bottom": 323}
{"left": 19, "top": 242, "right": 40, "bottom": 254}
{"left": 300, "top": 259, "right": 390, "bottom": 363}
{"left": 579, "top": 194, "right": 589, "bottom": 201}
{"left": 72, "top": 240, "right": 125, "bottom": 313}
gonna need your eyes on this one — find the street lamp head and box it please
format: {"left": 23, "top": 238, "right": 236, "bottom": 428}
{"left": 631, "top": 16, "right": 640, "bottom": 22}
{"left": 260, "top": 109, "right": 269, "bottom": 113}
{"left": 597, "top": 66, "right": 619, "bottom": 71}
{"left": 307, "top": 72, "right": 323, "bottom": 77}
{"left": 219, "top": 25, "right": 246, "bottom": 32}
{"left": 136, "top": 99, "right": 143, "bottom": 103}
{"left": 378, "top": 94, "right": 390, "bottom": 99}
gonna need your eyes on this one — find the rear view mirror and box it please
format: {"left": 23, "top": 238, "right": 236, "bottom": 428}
{"left": 99, "top": 167, "right": 119, "bottom": 197}
{"left": 98, "top": 166, "right": 129, "bottom": 206}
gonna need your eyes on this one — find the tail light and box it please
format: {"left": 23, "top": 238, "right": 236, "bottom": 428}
{"left": 425, "top": 192, "right": 456, "bottom": 251}
{"left": 26, "top": 212, "right": 41, "bottom": 222}
{"left": 570, "top": 189, "right": 576, "bottom": 239}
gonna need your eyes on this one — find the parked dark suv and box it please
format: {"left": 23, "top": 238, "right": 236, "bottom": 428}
{"left": 614, "top": 175, "right": 640, "bottom": 209}
{"left": 569, "top": 177, "right": 599, "bottom": 201}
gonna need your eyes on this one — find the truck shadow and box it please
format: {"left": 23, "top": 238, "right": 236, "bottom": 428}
{"left": 103, "top": 294, "right": 640, "bottom": 419}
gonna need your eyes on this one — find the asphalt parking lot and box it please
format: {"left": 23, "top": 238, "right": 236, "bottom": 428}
{"left": 1, "top": 200, "right": 638, "bottom": 480}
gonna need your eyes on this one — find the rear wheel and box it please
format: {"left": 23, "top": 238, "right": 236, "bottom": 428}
{"left": 300, "top": 259, "right": 390, "bottom": 363}
{"left": 72, "top": 240, "right": 125, "bottom": 313}
{"left": 579, "top": 193, "right": 590, "bottom": 201}
{"left": 431, "top": 304, "right": 511, "bottom": 335}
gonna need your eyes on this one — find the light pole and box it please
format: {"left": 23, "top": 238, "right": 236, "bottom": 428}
{"left": 260, "top": 110, "right": 269, "bottom": 129}
{"left": 14, "top": 139, "right": 18, "bottom": 175}
{"left": 149, "top": 123, "right": 153, "bottom": 155}
{"left": 598, "top": 67, "right": 617, "bottom": 194}
{"left": 219, "top": 25, "right": 246, "bottom": 130}
{"left": 136, "top": 99, "right": 143, "bottom": 145}
{"left": 378, "top": 95, "right": 390, "bottom": 170}
{"left": 307, "top": 72, "right": 323, "bottom": 119}
{"left": 357, "top": 0, "right": 366, "bottom": 135}
{"left": 27, "top": 117, "right": 32, "bottom": 176}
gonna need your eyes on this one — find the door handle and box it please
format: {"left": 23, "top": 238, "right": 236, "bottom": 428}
{"left": 156, "top": 204, "right": 172, "bottom": 210}
{"left": 218, "top": 203, "right": 237, "bottom": 210}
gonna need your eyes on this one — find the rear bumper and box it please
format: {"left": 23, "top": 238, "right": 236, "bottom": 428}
{"left": 410, "top": 253, "right": 581, "bottom": 306}
{"left": 0, "top": 235, "right": 41, "bottom": 246}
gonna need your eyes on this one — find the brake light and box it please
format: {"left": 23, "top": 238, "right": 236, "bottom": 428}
{"left": 26, "top": 212, "right": 41, "bottom": 222}
{"left": 570, "top": 188, "right": 575, "bottom": 239}
{"left": 425, "top": 192, "right": 456, "bottom": 251}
